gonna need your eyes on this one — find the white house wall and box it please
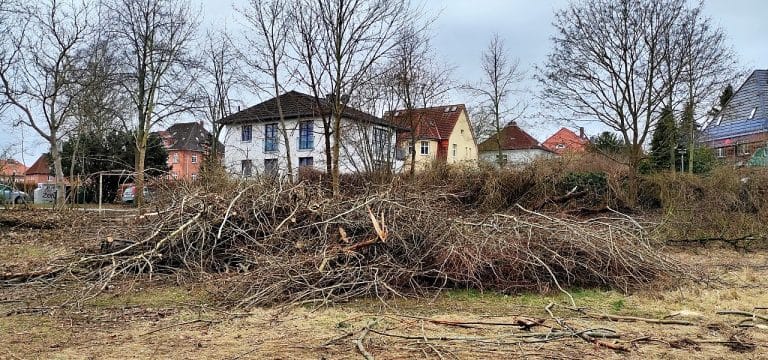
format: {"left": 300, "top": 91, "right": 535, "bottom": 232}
{"left": 479, "top": 149, "right": 555, "bottom": 166}
{"left": 223, "top": 117, "right": 397, "bottom": 177}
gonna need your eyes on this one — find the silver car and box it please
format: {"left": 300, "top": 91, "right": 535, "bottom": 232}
{"left": 122, "top": 186, "right": 152, "bottom": 203}
{"left": 0, "top": 184, "right": 28, "bottom": 204}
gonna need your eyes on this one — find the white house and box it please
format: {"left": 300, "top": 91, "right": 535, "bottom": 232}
{"left": 219, "top": 91, "right": 402, "bottom": 177}
{"left": 477, "top": 122, "right": 556, "bottom": 166}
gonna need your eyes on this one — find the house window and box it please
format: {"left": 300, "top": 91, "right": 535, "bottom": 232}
{"left": 496, "top": 154, "right": 508, "bottom": 165}
{"left": 172, "top": 153, "right": 179, "bottom": 164}
{"left": 264, "top": 123, "right": 278, "bottom": 152}
{"left": 241, "top": 125, "right": 252, "bottom": 142}
{"left": 452, "top": 144, "right": 457, "bottom": 157}
{"left": 407, "top": 141, "right": 414, "bottom": 155}
{"left": 191, "top": 174, "right": 198, "bottom": 181}
{"left": 373, "top": 127, "right": 389, "bottom": 160}
{"left": 241, "top": 159, "right": 253, "bottom": 177}
{"left": 420, "top": 141, "right": 429, "bottom": 155}
{"left": 716, "top": 147, "right": 725, "bottom": 158}
{"left": 299, "top": 121, "right": 314, "bottom": 150}
{"left": 299, "top": 157, "right": 314, "bottom": 168}
{"left": 264, "top": 158, "right": 278, "bottom": 176}
{"left": 738, "top": 143, "right": 750, "bottom": 155}
{"left": 191, "top": 154, "right": 197, "bottom": 164}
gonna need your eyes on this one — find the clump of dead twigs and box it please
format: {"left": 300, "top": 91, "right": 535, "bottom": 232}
{"left": 48, "top": 177, "right": 682, "bottom": 307}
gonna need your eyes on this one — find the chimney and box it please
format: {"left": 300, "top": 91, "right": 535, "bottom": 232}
{"left": 579, "top": 127, "right": 585, "bottom": 139}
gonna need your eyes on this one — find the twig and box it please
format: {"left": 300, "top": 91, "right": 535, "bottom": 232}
{"left": 354, "top": 319, "right": 378, "bottom": 360}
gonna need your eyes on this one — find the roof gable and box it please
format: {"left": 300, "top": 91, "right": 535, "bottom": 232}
{"left": 165, "top": 122, "right": 222, "bottom": 152}
{"left": 386, "top": 105, "right": 467, "bottom": 140}
{"left": 477, "top": 122, "right": 552, "bottom": 153}
{"left": 0, "top": 159, "right": 27, "bottom": 176}
{"left": 542, "top": 128, "right": 588, "bottom": 154}
{"left": 25, "top": 154, "right": 51, "bottom": 175}
{"left": 717, "top": 70, "right": 768, "bottom": 124}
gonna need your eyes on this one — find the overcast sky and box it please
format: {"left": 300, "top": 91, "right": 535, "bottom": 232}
{"left": 2, "top": 0, "right": 766, "bottom": 164}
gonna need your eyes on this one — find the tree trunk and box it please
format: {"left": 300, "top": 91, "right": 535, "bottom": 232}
{"left": 331, "top": 112, "right": 342, "bottom": 196}
{"left": 134, "top": 132, "right": 148, "bottom": 209}
{"left": 49, "top": 137, "right": 66, "bottom": 208}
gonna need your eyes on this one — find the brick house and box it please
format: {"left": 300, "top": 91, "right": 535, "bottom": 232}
{"left": 477, "top": 122, "right": 555, "bottom": 166}
{"left": 386, "top": 104, "right": 478, "bottom": 171}
{"left": 0, "top": 159, "right": 27, "bottom": 184}
{"left": 543, "top": 127, "right": 589, "bottom": 155}
{"left": 24, "top": 154, "right": 53, "bottom": 186}
{"left": 702, "top": 70, "right": 768, "bottom": 165}
{"left": 158, "top": 122, "right": 223, "bottom": 180}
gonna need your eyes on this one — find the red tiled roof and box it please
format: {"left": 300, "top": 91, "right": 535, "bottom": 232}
{"left": 25, "top": 154, "right": 51, "bottom": 175}
{"left": 542, "top": 128, "right": 589, "bottom": 154}
{"left": 477, "top": 122, "right": 553, "bottom": 153}
{"left": 386, "top": 105, "right": 467, "bottom": 140}
{"left": 0, "top": 159, "right": 27, "bottom": 176}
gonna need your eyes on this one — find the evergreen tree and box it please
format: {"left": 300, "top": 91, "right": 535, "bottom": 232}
{"left": 719, "top": 84, "right": 734, "bottom": 108}
{"left": 650, "top": 106, "right": 678, "bottom": 171}
{"left": 589, "top": 131, "right": 625, "bottom": 154}
{"left": 61, "top": 130, "right": 168, "bottom": 202}
{"left": 678, "top": 101, "right": 697, "bottom": 172}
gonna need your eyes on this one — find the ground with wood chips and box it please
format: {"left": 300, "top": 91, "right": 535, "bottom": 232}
{"left": 1, "top": 209, "right": 768, "bottom": 359}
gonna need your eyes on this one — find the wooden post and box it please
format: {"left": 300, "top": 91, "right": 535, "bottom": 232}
{"left": 98, "top": 173, "right": 103, "bottom": 215}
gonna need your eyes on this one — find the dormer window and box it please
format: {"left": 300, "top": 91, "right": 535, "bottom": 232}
{"left": 556, "top": 143, "right": 565, "bottom": 149}
{"left": 716, "top": 115, "right": 723, "bottom": 126}
{"left": 750, "top": 107, "right": 757, "bottom": 119}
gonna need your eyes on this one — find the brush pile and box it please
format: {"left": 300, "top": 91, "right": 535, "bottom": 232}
{"left": 70, "top": 177, "right": 681, "bottom": 306}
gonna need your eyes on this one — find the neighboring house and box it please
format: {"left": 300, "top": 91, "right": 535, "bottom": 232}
{"left": 25, "top": 154, "right": 53, "bottom": 185}
{"left": 157, "top": 122, "right": 223, "bottom": 180}
{"left": 386, "top": 104, "right": 479, "bottom": 171}
{"left": 0, "top": 159, "right": 27, "bottom": 183}
{"left": 219, "top": 91, "right": 401, "bottom": 177}
{"left": 702, "top": 70, "right": 768, "bottom": 165}
{"left": 477, "top": 122, "right": 556, "bottom": 166}
{"left": 543, "top": 127, "right": 589, "bottom": 155}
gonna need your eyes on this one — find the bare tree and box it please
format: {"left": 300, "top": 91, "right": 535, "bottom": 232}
{"left": 0, "top": 0, "right": 93, "bottom": 206}
{"left": 238, "top": 0, "right": 295, "bottom": 181}
{"left": 676, "top": 4, "right": 738, "bottom": 172}
{"left": 465, "top": 33, "right": 525, "bottom": 166}
{"left": 539, "top": 0, "right": 731, "bottom": 198}
{"left": 293, "top": 0, "right": 416, "bottom": 195}
{"left": 105, "top": 0, "right": 198, "bottom": 207}
{"left": 66, "top": 37, "right": 132, "bottom": 183}
{"left": 388, "top": 25, "right": 453, "bottom": 175}
{"left": 197, "top": 29, "right": 239, "bottom": 162}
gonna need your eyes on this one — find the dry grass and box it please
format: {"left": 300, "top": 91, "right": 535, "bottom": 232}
{"left": 2, "top": 246, "right": 767, "bottom": 359}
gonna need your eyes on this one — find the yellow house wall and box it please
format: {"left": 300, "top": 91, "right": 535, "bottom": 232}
{"left": 447, "top": 110, "right": 478, "bottom": 165}
{"left": 409, "top": 139, "right": 438, "bottom": 171}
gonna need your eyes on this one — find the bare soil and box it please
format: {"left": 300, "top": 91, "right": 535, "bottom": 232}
{"left": 1, "top": 209, "right": 768, "bottom": 359}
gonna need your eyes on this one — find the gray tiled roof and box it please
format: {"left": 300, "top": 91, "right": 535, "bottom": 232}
{"left": 166, "top": 122, "right": 223, "bottom": 153}
{"left": 717, "top": 70, "right": 768, "bottom": 123}
{"left": 218, "top": 91, "right": 400, "bottom": 129}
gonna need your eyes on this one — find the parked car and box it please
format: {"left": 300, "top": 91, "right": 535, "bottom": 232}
{"left": 122, "top": 185, "right": 153, "bottom": 204}
{"left": 0, "top": 184, "right": 28, "bottom": 204}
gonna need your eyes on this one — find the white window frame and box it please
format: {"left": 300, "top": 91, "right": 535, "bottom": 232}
{"left": 716, "top": 147, "right": 725, "bottom": 158}
{"left": 191, "top": 154, "right": 197, "bottom": 164}
{"left": 452, "top": 143, "right": 457, "bottom": 157}
{"left": 420, "top": 140, "right": 429, "bottom": 155}
{"left": 172, "top": 153, "right": 179, "bottom": 164}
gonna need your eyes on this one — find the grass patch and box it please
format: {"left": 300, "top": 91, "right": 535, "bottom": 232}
{"left": 87, "top": 286, "right": 201, "bottom": 308}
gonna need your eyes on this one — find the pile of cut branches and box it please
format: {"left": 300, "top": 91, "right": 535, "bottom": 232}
{"left": 64, "top": 179, "right": 682, "bottom": 306}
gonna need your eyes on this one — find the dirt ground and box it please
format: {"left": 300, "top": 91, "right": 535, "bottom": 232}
{"left": 2, "top": 209, "right": 768, "bottom": 359}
